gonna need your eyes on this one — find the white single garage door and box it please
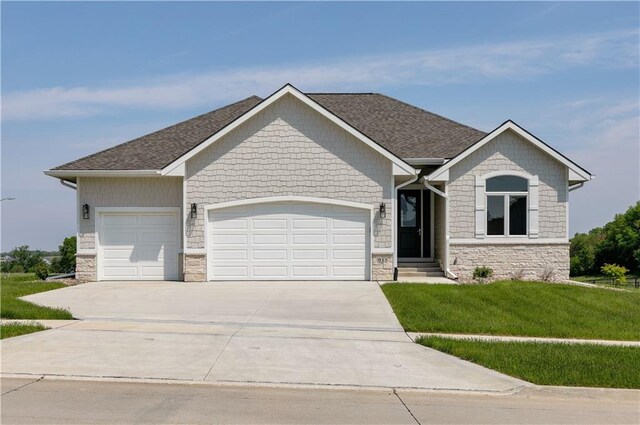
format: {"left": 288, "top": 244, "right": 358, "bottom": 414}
{"left": 97, "top": 211, "right": 179, "bottom": 281}
{"left": 208, "top": 202, "right": 370, "bottom": 280}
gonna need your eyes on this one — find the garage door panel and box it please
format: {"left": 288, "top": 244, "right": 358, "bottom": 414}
{"left": 253, "top": 266, "right": 288, "bottom": 277}
{"left": 211, "top": 249, "right": 248, "bottom": 260}
{"left": 140, "top": 215, "right": 176, "bottom": 226}
{"left": 101, "top": 231, "right": 138, "bottom": 245}
{"left": 102, "top": 215, "right": 138, "bottom": 227}
{"left": 211, "top": 265, "right": 248, "bottom": 278}
{"left": 253, "top": 249, "right": 287, "bottom": 260}
{"left": 98, "top": 212, "right": 178, "bottom": 281}
{"left": 209, "top": 202, "right": 369, "bottom": 280}
{"left": 292, "top": 218, "right": 327, "bottom": 229}
{"left": 293, "top": 249, "right": 327, "bottom": 260}
{"left": 292, "top": 266, "right": 328, "bottom": 277}
{"left": 253, "top": 218, "right": 287, "bottom": 229}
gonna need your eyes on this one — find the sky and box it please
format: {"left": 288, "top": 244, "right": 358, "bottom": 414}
{"left": 1, "top": 1, "right": 639, "bottom": 251}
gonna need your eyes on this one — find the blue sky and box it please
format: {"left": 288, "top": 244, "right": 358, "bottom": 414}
{"left": 1, "top": 1, "right": 639, "bottom": 250}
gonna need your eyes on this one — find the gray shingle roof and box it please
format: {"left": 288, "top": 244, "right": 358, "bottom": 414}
{"left": 53, "top": 92, "right": 485, "bottom": 171}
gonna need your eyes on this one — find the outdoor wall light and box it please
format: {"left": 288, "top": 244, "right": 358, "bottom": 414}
{"left": 82, "top": 204, "right": 90, "bottom": 220}
{"left": 379, "top": 203, "right": 386, "bottom": 219}
{"left": 190, "top": 203, "right": 198, "bottom": 219}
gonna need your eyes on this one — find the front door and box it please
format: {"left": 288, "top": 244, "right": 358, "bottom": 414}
{"left": 398, "top": 190, "right": 421, "bottom": 258}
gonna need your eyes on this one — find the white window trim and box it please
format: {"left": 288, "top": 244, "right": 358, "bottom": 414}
{"left": 477, "top": 171, "right": 539, "bottom": 240}
{"left": 485, "top": 192, "right": 529, "bottom": 238}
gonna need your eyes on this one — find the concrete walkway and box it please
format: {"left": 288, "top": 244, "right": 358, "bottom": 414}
{"left": 408, "top": 332, "right": 640, "bottom": 347}
{"left": 2, "top": 377, "right": 639, "bottom": 424}
{"left": 0, "top": 281, "right": 525, "bottom": 392}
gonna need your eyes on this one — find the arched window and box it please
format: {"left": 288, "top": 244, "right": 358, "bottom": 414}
{"left": 486, "top": 175, "right": 528, "bottom": 236}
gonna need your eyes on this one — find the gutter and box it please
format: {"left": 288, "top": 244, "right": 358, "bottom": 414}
{"left": 59, "top": 179, "right": 77, "bottom": 190}
{"left": 423, "top": 179, "right": 457, "bottom": 280}
{"left": 568, "top": 182, "right": 585, "bottom": 192}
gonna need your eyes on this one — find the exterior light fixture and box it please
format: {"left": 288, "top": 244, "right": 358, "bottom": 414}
{"left": 379, "top": 203, "right": 386, "bottom": 219}
{"left": 82, "top": 204, "right": 90, "bottom": 220}
{"left": 190, "top": 203, "right": 198, "bottom": 219}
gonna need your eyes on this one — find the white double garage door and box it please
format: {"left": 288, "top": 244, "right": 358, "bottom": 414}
{"left": 97, "top": 202, "right": 370, "bottom": 281}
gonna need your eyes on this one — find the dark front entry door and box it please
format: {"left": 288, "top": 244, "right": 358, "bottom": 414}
{"left": 398, "top": 190, "right": 421, "bottom": 258}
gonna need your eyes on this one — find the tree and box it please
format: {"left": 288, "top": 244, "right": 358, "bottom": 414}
{"left": 570, "top": 202, "right": 640, "bottom": 276}
{"left": 596, "top": 202, "right": 640, "bottom": 273}
{"left": 9, "top": 245, "right": 43, "bottom": 272}
{"left": 56, "top": 236, "right": 76, "bottom": 273}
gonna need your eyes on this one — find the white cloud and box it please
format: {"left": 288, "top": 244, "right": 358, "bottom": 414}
{"left": 2, "top": 29, "right": 638, "bottom": 121}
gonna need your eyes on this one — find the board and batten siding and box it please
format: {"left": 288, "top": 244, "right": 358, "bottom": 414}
{"left": 447, "top": 129, "right": 567, "bottom": 239}
{"left": 185, "top": 93, "right": 393, "bottom": 252}
{"left": 78, "top": 177, "right": 182, "bottom": 250}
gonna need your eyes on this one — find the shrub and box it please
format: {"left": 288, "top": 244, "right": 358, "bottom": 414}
{"left": 9, "top": 264, "right": 24, "bottom": 273}
{"left": 541, "top": 268, "right": 555, "bottom": 282}
{"left": 34, "top": 263, "right": 49, "bottom": 281}
{"left": 473, "top": 266, "right": 493, "bottom": 283}
{"left": 600, "top": 263, "right": 628, "bottom": 285}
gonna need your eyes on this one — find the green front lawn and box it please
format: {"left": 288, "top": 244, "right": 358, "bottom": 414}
{"left": 382, "top": 281, "right": 640, "bottom": 340}
{"left": 418, "top": 336, "right": 640, "bottom": 389}
{"left": 1, "top": 273, "right": 73, "bottom": 320}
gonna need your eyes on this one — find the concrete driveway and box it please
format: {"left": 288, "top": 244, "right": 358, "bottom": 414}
{"left": 1, "top": 281, "right": 524, "bottom": 391}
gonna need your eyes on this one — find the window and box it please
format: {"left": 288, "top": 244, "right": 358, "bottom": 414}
{"left": 486, "top": 175, "right": 528, "bottom": 236}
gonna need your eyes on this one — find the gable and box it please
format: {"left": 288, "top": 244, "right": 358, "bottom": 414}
{"left": 426, "top": 121, "right": 592, "bottom": 183}
{"left": 186, "top": 93, "right": 394, "bottom": 185}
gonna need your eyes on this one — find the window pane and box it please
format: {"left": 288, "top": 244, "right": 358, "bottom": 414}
{"left": 509, "top": 196, "right": 527, "bottom": 235}
{"left": 487, "top": 196, "right": 504, "bottom": 235}
{"left": 400, "top": 194, "right": 417, "bottom": 227}
{"left": 486, "top": 176, "right": 528, "bottom": 192}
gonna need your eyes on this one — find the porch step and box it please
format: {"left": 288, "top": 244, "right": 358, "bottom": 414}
{"left": 397, "top": 266, "right": 442, "bottom": 273}
{"left": 398, "top": 261, "right": 440, "bottom": 268}
{"left": 397, "top": 271, "right": 446, "bottom": 278}
{"left": 397, "top": 260, "right": 445, "bottom": 279}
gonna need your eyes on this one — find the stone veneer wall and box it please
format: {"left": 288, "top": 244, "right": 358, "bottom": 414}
{"left": 372, "top": 253, "right": 393, "bottom": 281}
{"left": 76, "top": 254, "right": 97, "bottom": 283}
{"left": 450, "top": 243, "right": 570, "bottom": 282}
{"left": 184, "top": 254, "right": 206, "bottom": 282}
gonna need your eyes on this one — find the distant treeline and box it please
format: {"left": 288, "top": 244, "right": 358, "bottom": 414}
{"left": 570, "top": 202, "right": 640, "bottom": 276}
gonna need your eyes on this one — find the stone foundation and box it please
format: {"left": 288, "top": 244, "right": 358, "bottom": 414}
{"left": 449, "top": 243, "right": 569, "bottom": 282}
{"left": 76, "top": 254, "right": 97, "bottom": 283}
{"left": 372, "top": 253, "right": 393, "bottom": 281}
{"left": 184, "top": 253, "right": 207, "bottom": 282}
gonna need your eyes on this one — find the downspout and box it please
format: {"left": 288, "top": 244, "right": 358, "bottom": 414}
{"left": 423, "top": 180, "right": 457, "bottom": 280}
{"left": 393, "top": 171, "right": 421, "bottom": 280}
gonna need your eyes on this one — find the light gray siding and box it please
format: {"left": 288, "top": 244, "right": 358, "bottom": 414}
{"left": 78, "top": 177, "right": 182, "bottom": 250}
{"left": 185, "top": 93, "right": 393, "bottom": 250}
{"left": 448, "top": 129, "right": 567, "bottom": 239}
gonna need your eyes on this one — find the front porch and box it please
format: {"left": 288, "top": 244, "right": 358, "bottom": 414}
{"left": 395, "top": 181, "right": 446, "bottom": 280}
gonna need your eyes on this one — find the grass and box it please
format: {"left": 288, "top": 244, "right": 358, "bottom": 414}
{"left": 418, "top": 336, "right": 640, "bottom": 389}
{"left": 0, "top": 322, "right": 47, "bottom": 339}
{"left": 382, "top": 281, "right": 640, "bottom": 340}
{"left": 1, "top": 273, "right": 73, "bottom": 320}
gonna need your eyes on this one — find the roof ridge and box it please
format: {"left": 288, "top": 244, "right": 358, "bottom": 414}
{"left": 306, "top": 92, "right": 377, "bottom": 95}
{"left": 374, "top": 93, "right": 486, "bottom": 135}
{"left": 53, "top": 95, "right": 262, "bottom": 170}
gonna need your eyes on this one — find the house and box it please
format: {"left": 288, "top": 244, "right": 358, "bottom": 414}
{"left": 45, "top": 84, "right": 592, "bottom": 283}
